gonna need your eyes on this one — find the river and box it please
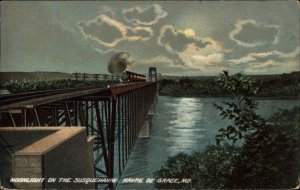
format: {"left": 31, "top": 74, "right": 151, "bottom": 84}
{"left": 116, "top": 96, "right": 300, "bottom": 189}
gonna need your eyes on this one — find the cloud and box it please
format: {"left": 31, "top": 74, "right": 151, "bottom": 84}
{"left": 157, "top": 25, "right": 225, "bottom": 71}
{"left": 137, "top": 55, "right": 185, "bottom": 68}
{"left": 133, "top": 55, "right": 189, "bottom": 75}
{"left": 99, "top": 5, "right": 115, "bottom": 18}
{"left": 134, "top": 53, "right": 227, "bottom": 75}
{"left": 229, "top": 20, "right": 280, "bottom": 48}
{"left": 78, "top": 15, "right": 153, "bottom": 48}
{"left": 122, "top": 4, "right": 167, "bottom": 26}
{"left": 94, "top": 47, "right": 118, "bottom": 54}
{"left": 126, "top": 26, "right": 153, "bottom": 41}
{"left": 158, "top": 25, "right": 211, "bottom": 53}
{"left": 178, "top": 42, "right": 224, "bottom": 70}
{"left": 241, "top": 59, "right": 298, "bottom": 74}
{"left": 228, "top": 47, "right": 299, "bottom": 64}
{"left": 226, "top": 47, "right": 300, "bottom": 73}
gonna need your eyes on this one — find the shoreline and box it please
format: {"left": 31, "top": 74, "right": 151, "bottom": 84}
{"left": 158, "top": 94, "right": 300, "bottom": 101}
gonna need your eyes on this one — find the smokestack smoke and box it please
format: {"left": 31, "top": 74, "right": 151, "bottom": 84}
{"left": 108, "top": 52, "right": 133, "bottom": 75}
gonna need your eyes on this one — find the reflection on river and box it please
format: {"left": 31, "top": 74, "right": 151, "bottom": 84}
{"left": 116, "top": 96, "right": 300, "bottom": 189}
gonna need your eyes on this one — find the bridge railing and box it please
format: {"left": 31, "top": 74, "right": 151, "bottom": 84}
{"left": 93, "top": 82, "right": 157, "bottom": 189}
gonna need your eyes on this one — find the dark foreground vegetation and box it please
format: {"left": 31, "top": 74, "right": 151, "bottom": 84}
{"left": 154, "top": 71, "right": 300, "bottom": 189}
{"left": 159, "top": 71, "right": 300, "bottom": 99}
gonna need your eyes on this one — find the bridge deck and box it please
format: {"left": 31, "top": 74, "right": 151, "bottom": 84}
{"left": 0, "top": 87, "right": 108, "bottom": 110}
{"left": 0, "top": 82, "right": 153, "bottom": 110}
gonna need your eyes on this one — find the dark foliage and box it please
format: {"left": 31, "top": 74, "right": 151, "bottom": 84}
{"left": 154, "top": 145, "right": 240, "bottom": 189}
{"left": 226, "top": 106, "right": 300, "bottom": 188}
{"left": 158, "top": 71, "right": 300, "bottom": 99}
{"left": 215, "top": 71, "right": 300, "bottom": 188}
{"left": 0, "top": 79, "right": 112, "bottom": 94}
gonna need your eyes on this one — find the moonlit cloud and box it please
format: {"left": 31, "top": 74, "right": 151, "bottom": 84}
{"left": 244, "top": 59, "right": 298, "bottom": 74}
{"left": 226, "top": 47, "right": 300, "bottom": 74}
{"left": 122, "top": 4, "right": 167, "bottom": 26}
{"left": 133, "top": 55, "right": 189, "bottom": 75}
{"left": 137, "top": 55, "right": 184, "bottom": 68}
{"left": 158, "top": 25, "right": 211, "bottom": 53}
{"left": 157, "top": 25, "right": 225, "bottom": 71}
{"left": 229, "top": 20, "right": 280, "bottom": 48}
{"left": 78, "top": 15, "right": 153, "bottom": 48}
{"left": 228, "top": 47, "right": 300, "bottom": 65}
{"left": 126, "top": 26, "right": 153, "bottom": 41}
{"left": 178, "top": 42, "right": 224, "bottom": 70}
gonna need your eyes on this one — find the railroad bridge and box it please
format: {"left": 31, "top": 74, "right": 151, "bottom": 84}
{"left": 0, "top": 81, "right": 157, "bottom": 189}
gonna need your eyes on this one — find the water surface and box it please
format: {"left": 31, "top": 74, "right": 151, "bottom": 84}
{"left": 117, "top": 96, "right": 300, "bottom": 189}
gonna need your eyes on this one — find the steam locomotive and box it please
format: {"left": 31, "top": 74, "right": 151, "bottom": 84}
{"left": 121, "top": 70, "right": 147, "bottom": 82}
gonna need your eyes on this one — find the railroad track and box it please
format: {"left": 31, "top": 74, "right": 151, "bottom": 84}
{"left": 0, "top": 82, "right": 150, "bottom": 110}
{"left": 0, "top": 88, "right": 86, "bottom": 107}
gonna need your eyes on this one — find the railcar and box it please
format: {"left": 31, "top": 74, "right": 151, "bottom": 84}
{"left": 121, "top": 71, "right": 147, "bottom": 82}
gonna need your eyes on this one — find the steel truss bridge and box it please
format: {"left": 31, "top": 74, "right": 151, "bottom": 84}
{"left": 0, "top": 82, "right": 157, "bottom": 189}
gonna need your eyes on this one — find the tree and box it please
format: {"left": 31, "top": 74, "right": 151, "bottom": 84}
{"left": 213, "top": 71, "right": 264, "bottom": 145}
{"left": 214, "top": 71, "right": 300, "bottom": 188}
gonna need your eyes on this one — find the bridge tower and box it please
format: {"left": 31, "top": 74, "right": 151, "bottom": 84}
{"left": 148, "top": 67, "right": 157, "bottom": 82}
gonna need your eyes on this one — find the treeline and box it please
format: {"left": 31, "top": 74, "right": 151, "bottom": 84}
{"left": 0, "top": 72, "right": 112, "bottom": 82}
{"left": 158, "top": 71, "right": 300, "bottom": 99}
{"left": 0, "top": 79, "right": 114, "bottom": 94}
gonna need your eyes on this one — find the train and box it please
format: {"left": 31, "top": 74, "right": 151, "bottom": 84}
{"left": 121, "top": 70, "right": 147, "bottom": 82}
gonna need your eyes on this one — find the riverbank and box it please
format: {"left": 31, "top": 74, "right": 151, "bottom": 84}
{"left": 158, "top": 77, "right": 300, "bottom": 100}
{"left": 158, "top": 93, "right": 300, "bottom": 100}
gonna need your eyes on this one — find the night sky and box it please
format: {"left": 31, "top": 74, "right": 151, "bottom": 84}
{"left": 1, "top": 1, "right": 299, "bottom": 75}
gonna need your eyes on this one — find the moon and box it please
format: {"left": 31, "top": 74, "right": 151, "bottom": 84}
{"left": 183, "top": 28, "right": 196, "bottom": 38}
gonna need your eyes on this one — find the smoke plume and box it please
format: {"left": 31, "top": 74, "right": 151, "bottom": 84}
{"left": 108, "top": 52, "right": 133, "bottom": 75}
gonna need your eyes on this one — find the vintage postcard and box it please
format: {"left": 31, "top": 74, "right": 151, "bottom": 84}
{"left": 0, "top": 1, "right": 299, "bottom": 189}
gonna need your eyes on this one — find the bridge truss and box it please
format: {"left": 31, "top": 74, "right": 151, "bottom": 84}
{"left": 0, "top": 82, "right": 157, "bottom": 189}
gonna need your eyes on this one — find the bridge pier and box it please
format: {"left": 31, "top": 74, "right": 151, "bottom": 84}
{"left": 0, "top": 127, "right": 95, "bottom": 189}
{"left": 139, "top": 103, "right": 155, "bottom": 138}
{"left": 139, "top": 120, "right": 150, "bottom": 138}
